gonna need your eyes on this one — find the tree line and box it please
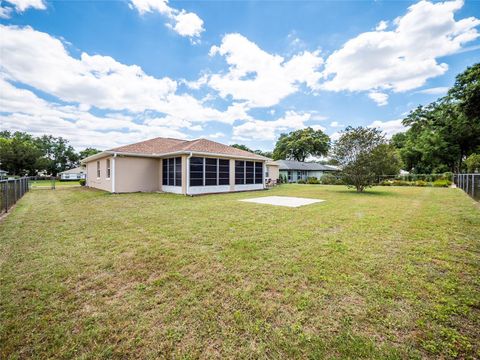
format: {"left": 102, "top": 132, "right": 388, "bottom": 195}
{"left": 0, "top": 131, "right": 100, "bottom": 176}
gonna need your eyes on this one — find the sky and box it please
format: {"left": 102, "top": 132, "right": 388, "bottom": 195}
{"left": 0, "top": 0, "right": 479, "bottom": 151}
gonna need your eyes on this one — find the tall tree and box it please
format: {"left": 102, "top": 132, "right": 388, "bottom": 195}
{"left": 0, "top": 132, "right": 42, "bottom": 175}
{"left": 273, "top": 127, "right": 330, "bottom": 161}
{"left": 34, "top": 135, "right": 79, "bottom": 175}
{"left": 333, "top": 127, "right": 401, "bottom": 192}
{"left": 230, "top": 144, "right": 253, "bottom": 152}
{"left": 393, "top": 63, "right": 480, "bottom": 173}
{"left": 79, "top": 148, "right": 101, "bottom": 159}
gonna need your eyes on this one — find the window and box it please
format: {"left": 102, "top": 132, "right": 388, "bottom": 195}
{"left": 255, "top": 162, "right": 263, "bottom": 184}
{"left": 189, "top": 157, "right": 203, "bottom": 186}
{"left": 205, "top": 158, "right": 217, "bottom": 186}
{"left": 174, "top": 157, "right": 182, "bottom": 186}
{"left": 235, "top": 161, "right": 263, "bottom": 185}
{"left": 162, "top": 157, "right": 182, "bottom": 186}
{"left": 189, "top": 157, "right": 230, "bottom": 187}
{"left": 219, "top": 159, "right": 229, "bottom": 185}
{"left": 96, "top": 161, "right": 100, "bottom": 178}
{"left": 106, "top": 159, "right": 111, "bottom": 179}
{"left": 235, "top": 160, "right": 244, "bottom": 185}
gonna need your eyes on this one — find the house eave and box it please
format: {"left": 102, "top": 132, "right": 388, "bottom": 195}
{"left": 81, "top": 150, "right": 269, "bottom": 163}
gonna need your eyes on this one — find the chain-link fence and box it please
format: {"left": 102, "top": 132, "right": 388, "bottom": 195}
{"left": 0, "top": 177, "right": 30, "bottom": 215}
{"left": 454, "top": 174, "right": 480, "bottom": 201}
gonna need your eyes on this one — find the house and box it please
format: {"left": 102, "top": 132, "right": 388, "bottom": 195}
{"left": 265, "top": 161, "right": 280, "bottom": 182}
{"left": 276, "top": 160, "right": 340, "bottom": 182}
{"left": 59, "top": 167, "right": 86, "bottom": 180}
{"left": 0, "top": 169, "right": 7, "bottom": 180}
{"left": 80, "top": 137, "right": 269, "bottom": 195}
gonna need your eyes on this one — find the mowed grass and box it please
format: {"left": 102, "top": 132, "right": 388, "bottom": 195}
{"left": 1, "top": 185, "right": 479, "bottom": 359}
{"left": 30, "top": 179, "right": 81, "bottom": 188}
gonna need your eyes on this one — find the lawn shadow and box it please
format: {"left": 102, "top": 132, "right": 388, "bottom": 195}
{"left": 330, "top": 187, "right": 401, "bottom": 197}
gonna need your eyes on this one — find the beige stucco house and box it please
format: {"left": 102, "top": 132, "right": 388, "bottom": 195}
{"left": 81, "top": 137, "right": 269, "bottom": 195}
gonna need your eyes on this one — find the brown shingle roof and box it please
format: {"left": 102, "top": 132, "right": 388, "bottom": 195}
{"left": 108, "top": 137, "right": 268, "bottom": 160}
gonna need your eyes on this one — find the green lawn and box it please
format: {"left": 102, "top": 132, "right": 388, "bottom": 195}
{"left": 29, "top": 179, "right": 81, "bottom": 188}
{"left": 1, "top": 185, "right": 479, "bottom": 359}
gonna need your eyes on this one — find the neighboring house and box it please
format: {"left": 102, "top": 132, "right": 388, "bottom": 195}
{"left": 265, "top": 161, "right": 280, "bottom": 181}
{"left": 276, "top": 160, "right": 340, "bottom": 182}
{"left": 0, "top": 169, "right": 7, "bottom": 180}
{"left": 81, "top": 137, "right": 269, "bottom": 195}
{"left": 59, "top": 167, "right": 86, "bottom": 180}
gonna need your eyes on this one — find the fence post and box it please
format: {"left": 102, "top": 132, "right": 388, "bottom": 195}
{"left": 5, "top": 181, "right": 8, "bottom": 213}
{"left": 472, "top": 174, "right": 475, "bottom": 197}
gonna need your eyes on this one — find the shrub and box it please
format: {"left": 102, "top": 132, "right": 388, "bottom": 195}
{"left": 380, "top": 180, "right": 393, "bottom": 186}
{"left": 306, "top": 177, "right": 320, "bottom": 184}
{"left": 441, "top": 172, "right": 453, "bottom": 181}
{"left": 415, "top": 180, "right": 428, "bottom": 187}
{"left": 297, "top": 179, "right": 306, "bottom": 184}
{"left": 79, "top": 179, "right": 86, "bottom": 186}
{"left": 391, "top": 180, "right": 413, "bottom": 186}
{"left": 321, "top": 173, "right": 343, "bottom": 185}
{"left": 433, "top": 179, "right": 452, "bottom": 187}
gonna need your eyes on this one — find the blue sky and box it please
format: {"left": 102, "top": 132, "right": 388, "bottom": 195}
{"left": 1, "top": 0, "right": 479, "bottom": 151}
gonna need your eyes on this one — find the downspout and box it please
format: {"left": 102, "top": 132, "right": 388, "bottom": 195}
{"left": 186, "top": 152, "right": 193, "bottom": 196}
{"left": 112, "top": 153, "right": 117, "bottom": 193}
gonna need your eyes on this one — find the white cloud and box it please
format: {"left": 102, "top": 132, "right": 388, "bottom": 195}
{"left": 207, "top": 132, "right": 225, "bottom": 139}
{"left": 330, "top": 132, "right": 342, "bottom": 141}
{"left": 129, "top": 0, "right": 204, "bottom": 40}
{"left": 0, "top": 25, "right": 250, "bottom": 127}
{"left": 322, "top": 0, "right": 479, "bottom": 98}
{"left": 368, "top": 91, "right": 389, "bottom": 106}
{"left": 0, "top": 0, "right": 45, "bottom": 18}
{"left": 207, "top": 33, "right": 323, "bottom": 107}
{"left": 416, "top": 86, "right": 449, "bottom": 95}
{"left": 368, "top": 119, "right": 407, "bottom": 138}
{"left": 233, "top": 111, "right": 312, "bottom": 141}
{"left": 0, "top": 79, "right": 189, "bottom": 150}
{"left": 330, "top": 121, "right": 344, "bottom": 128}
{"left": 375, "top": 20, "right": 388, "bottom": 31}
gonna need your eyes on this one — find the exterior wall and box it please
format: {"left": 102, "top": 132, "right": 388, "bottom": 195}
{"left": 115, "top": 156, "right": 160, "bottom": 193}
{"left": 86, "top": 155, "right": 266, "bottom": 194}
{"left": 86, "top": 157, "right": 112, "bottom": 191}
{"left": 233, "top": 184, "right": 264, "bottom": 192}
{"left": 60, "top": 173, "right": 85, "bottom": 180}
{"left": 185, "top": 156, "right": 266, "bottom": 195}
{"left": 266, "top": 164, "right": 279, "bottom": 180}
{"left": 279, "top": 169, "right": 337, "bottom": 182}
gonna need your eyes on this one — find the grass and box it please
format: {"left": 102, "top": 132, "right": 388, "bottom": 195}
{"left": 30, "top": 179, "right": 81, "bottom": 188}
{"left": 1, "top": 185, "right": 479, "bottom": 359}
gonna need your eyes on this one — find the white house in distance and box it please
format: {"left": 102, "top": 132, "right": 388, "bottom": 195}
{"left": 59, "top": 167, "right": 86, "bottom": 180}
{"left": 81, "top": 137, "right": 269, "bottom": 195}
{"left": 276, "top": 160, "right": 340, "bottom": 182}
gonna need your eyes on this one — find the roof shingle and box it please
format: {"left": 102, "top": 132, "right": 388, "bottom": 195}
{"left": 108, "top": 137, "right": 268, "bottom": 160}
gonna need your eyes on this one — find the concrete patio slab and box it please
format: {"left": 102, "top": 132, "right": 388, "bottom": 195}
{"left": 239, "top": 196, "right": 325, "bottom": 208}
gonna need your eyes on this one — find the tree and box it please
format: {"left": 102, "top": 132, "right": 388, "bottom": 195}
{"left": 231, "top": 144, "right": 272, "bottom": 158}
{"left": 333, "top": 127, "right": 401, "bottom": 192}
{"left": 79, "top": 148, "right": 101, "bottom": 159}
{"left": 465, "top": 154, "right": 480, "bottom": 173}
{"left": 273, "top": 127, "right": 330, "bottom": 161}
{"left": 393, "top": 63, "right": 480, "bottom": 173}
{"left": 34, "top": 135, "right": 79, "bottom": 175}
{"left": 0, "top": 132, "right": 42, "bottom": 175}
{"left": 231, "top": 144, "right": 253, "bottom": 152}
